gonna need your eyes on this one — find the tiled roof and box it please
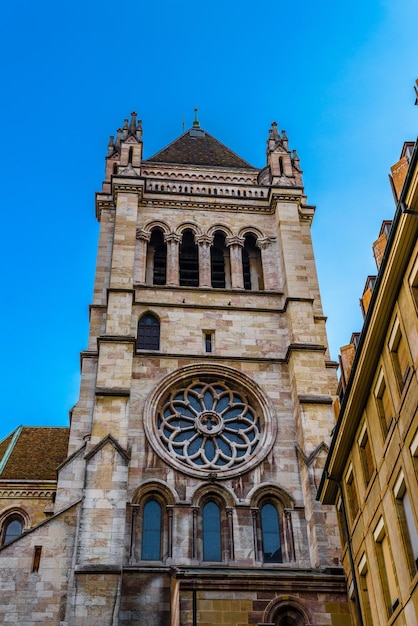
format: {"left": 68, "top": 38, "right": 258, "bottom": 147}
{"left": 145, "top": 128, "right": 256, "bottom": 169}
{"left": 0, "top": 427, "right": 69, "bottom": 480}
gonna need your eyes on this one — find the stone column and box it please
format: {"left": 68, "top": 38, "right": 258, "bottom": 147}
{"left": 135, "top": 228, "right": 151, "bottom": 284}
{"left": 257, "top": 237, "right": 275, "bottom": 290}
{"left": 251, "top": 508, "right": 259, "bottom": 560}
{"left": 283, "top": 509, "right": 296, "bottom": 562}
{"left": 167, "top": 506, "right": 174, "bottom": 559}
{"left": 192, "top": 507, "right": 198, "bottom": 560}
{"left": 165, "top": 232, "right": 182, "bottom": 286}
{"left": 226, "top": 507, "right": 234, "bottom": 561}
{"left": 196, "top": 234, "right": 213, "bottom": 287}
{"left": 129, "top": 504, "right": 140, "bottom": 563}
{"left": 226, "top": 236, "right": 244, "bottom": 289}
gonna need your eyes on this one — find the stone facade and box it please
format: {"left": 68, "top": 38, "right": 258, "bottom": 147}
{"left": 0, "top": 114, "right": 350, "bottom": 625}
{"left": 319, "top": 141, "right": 418, "bottom": 625}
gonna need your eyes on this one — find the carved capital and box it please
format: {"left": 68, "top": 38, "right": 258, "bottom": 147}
{"left": 225, "top": 235, "right": 244, "bottom": 248}
{"left": 164, "top": 232, "right": 182, "bottom": 245}
{"left": 196, "top": 234, "right": 214, "bottom": 247}
{"left": 136, "top": 228, "right": 151, "bottom": 242}
{"left": 256, "top": 237, "right": 274, "bottom": 250}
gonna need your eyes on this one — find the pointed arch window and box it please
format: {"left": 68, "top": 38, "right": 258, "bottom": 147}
{"left": 179, "top": 229, "right": 199, "bottom": 287}
{"left": 203, "top": 501, "right": 222, "bottom": 561}
{"left": 137, "top": 313, "right": 160, "bottom": 351}
{"left": 261, "top": 502, "right": 282, "bottom": 563}
{"left": 141, "top": 499, "right": 162, "bottom": 560}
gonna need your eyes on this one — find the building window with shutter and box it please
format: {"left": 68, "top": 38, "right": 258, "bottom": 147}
{"left": 388, "top": 319, "right": 411, "bottom": 393}
{"left": 393, "top": 471, "right": 418, "bottom": 576}
{"left": 374, "top": 370, "right": 394, "bottom": 438}
{"left": 358, "top": 422, "right": 374, "bottom": 487}
{"left": 374, "top": 517, "right": 399, "bottom": 617}
{"left": 345, "top": 463, "right": 359, "bottom": 524}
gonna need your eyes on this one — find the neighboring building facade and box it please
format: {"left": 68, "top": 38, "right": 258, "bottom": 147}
{"left": 0, "top": 113, "right": 350, "bottom": 625}
{"left": 318, "top": 141, "right": 418, "bottom": 625}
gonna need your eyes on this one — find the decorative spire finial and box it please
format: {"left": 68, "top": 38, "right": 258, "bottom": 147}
{"left": 129, "top": 112, "right": 137, "bottom": 131}
{"left": 192, "top": 108, "right": 200, "bottom": 128}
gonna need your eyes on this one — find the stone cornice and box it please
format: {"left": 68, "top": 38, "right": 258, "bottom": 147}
{"left": 95, "top": 386, "right": 131, "bottom": 397}
{"left": 284, "top": 342, "right": 326, "bottom": 363}
{"left": 142, "top": 198, "right": 274, "bottom": 213}
{"left": 0, "top": 482, "right": 57, "bottom": 499}
{"left": 95, "top": 195, "right": 115, "bottom": 220}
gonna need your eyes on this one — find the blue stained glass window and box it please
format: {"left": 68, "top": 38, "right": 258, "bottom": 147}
{"left": 203, "top": 501, "right": 222, "bottom": 561}
{"left": 141, "top": 500, "right": 162, "bottom": 560}
{"left": 3, "top": 518, "right": 23, "bottom": 544}
{"left": 261, "top": 503, "right": 282, "bottom": 563}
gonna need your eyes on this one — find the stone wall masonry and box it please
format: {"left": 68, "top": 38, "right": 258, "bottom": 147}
{"left": 70, "top": 572, "right": 121, "bottom": 626}
{"left": 106, "top": 290, "right": 134, "bottom": 336}
{"left": 95, "top": 341, "right": 133, "bottom": 390}
{"left": 134, "top": 305, "right": 288, "bottom": 360}
{"left": 67, "top": 355, "right": 97, "bottom": 454}
{"left": 92, "top": 207, "right": 114, "bottom": 305}
{"left": 0, "top": 504, "right": 78, "bottom": 624}
{"left": 76, "top": 442, "right": 128, "bottom": 566}
{"left": 110, "top": 189, "right": 140, "bottom": 290}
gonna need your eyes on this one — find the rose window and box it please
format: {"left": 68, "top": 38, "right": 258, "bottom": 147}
{"left": 157, "top": 380, "right": 261, "bottom": 471}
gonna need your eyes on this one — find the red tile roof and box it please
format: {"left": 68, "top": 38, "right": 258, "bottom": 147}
{"left": 0, "top": 427, "right": 69, "bottom": 480}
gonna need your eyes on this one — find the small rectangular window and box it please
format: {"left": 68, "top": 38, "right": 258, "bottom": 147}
{"left": 203, "top": 331, "right": 214, "bottom": 353}
{"left": 32, "top": 546, "right": 42, "bottom": 572}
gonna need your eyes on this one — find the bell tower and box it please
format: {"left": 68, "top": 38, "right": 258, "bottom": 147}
{"left": 59, "top": 112, "right": 349, "bottom": 625}
{"left": 0, "top": 112, "right": 351, "bottom": 626}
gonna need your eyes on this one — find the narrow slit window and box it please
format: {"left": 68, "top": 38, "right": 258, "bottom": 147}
{"left": 204, "top": 332, "right": 213, "bottom": 353}
{"left": 32, "top": 546, "right": 42, "bottom": 572}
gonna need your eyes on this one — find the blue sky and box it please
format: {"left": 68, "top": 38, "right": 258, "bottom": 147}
{"left": 0, "top": 0, "right": 416, "bottom": 440}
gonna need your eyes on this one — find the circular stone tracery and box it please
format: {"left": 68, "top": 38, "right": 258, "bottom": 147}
{"left": 157, "top": 379, "right": 261, "bottom": 471}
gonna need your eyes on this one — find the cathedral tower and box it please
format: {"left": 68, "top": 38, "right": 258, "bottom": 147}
{"left": 0, "top": 113, "right": 351, "bottom": 625}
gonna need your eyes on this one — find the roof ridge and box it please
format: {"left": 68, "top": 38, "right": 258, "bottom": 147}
{"left": 144, "top": 127, "right": 256, "bottom": 169}
{"left": 0, "top": 426, "right": 23, "bottom": 475}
